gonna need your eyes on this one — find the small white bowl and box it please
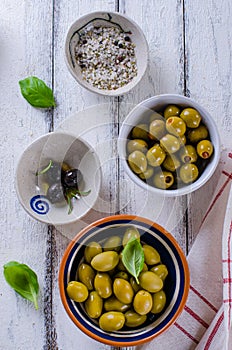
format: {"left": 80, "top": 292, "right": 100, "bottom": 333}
{"left": 65, "top": 11, "right": 148, "bottom": 96}
{"left": 118, "top": 94, "right": 221, "bottom": 196}
{"left": 15, "top": 132, "right": 101, "bottom": 225}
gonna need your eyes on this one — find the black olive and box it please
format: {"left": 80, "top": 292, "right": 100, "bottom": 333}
{"left": 45, "top": 162, "right": 62, "bottom": 184}
{"left": 47, "top": 183, "right": 65, "bottom": 204}
{"left": 62, "top": 169, "right": 83, "bottom": 188}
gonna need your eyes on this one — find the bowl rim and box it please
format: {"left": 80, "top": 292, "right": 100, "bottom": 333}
{"left": 64, "top": 10, "right": 149, "bottom": 96}
{"left": 15, "top": 131, "right": 102, "bottom": 225}
{"left": 118, "top": 94, "right": 221, "bottom": 196}
{"left": 59, "top": 214, "right": 190, "bottom": 346}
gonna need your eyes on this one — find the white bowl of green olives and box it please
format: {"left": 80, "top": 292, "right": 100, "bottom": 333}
{"left": 15, "top": 132, "right": 101, "bottom": 225}
{"left": 59, "top": 215, "right": 190, "bottom": 346}
{"left": 118, "top": 94, "right": 220, "bottom": 196}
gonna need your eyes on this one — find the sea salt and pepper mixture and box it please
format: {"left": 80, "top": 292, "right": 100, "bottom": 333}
{"left": 75, "top": 26, "right": 138, "bottom": 90}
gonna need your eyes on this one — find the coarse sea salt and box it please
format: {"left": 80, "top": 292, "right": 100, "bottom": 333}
{"left": 75, "top": 26, "right": 138, "bottom": 90}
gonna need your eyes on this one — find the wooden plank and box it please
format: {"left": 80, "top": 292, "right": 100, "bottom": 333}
{"left": 0, "top": 0, "right": 53, "bottom": 349}
{"left": 51, "top": 1, "right": 119, "bottom": 349}
{"left": 118, "top": 0, "right": 188, "bottom": 251}
{"left": 184, "top": 0, "right": 232, "bottom": 249}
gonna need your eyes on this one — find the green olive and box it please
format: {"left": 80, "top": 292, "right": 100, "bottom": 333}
{"left": 91, "top": 251, "right": 119, "bottom": 272}
{"left": 149, "top": 119, "right": 166, "bottom": 140}
{"left": 150, "top": 264, "right": 168, "bottom": 281}
{"left": 94, "top": 273, "right": 112, "bottom": 299}
{"left": 143, "top": 245, "right": 161, "bottom": 265}
{"left": 180, "top": 108, "right": 201, "bottom": 128}
{"left": 131, "top": 124, "right": 149, "bottom": 141}
{"left": 99, "top": 312, "right": 125, "bottom": 331}
{"left": 153, "top": 171, "right": 174, "bottom": 189}
{"left": 66, "top": 281, "right": 88, "bottom": 302}
{"left": 104, "top": 296, "right": 131, "bottom": 312}
{"left": 188, "top": 124, "right": 208, "bottom": 143}
{"left": 125, "top": 310, "right": 147, "bottom": 327}
{"left": 179, "top": 163, "right": 199, "bottom": 183}
{"left": 163, "top": 154, "right": 181, "bottom": 172}
{"left": 128, "top": 150, "right": 147, "bottom": 174}
{"left": 146, "top": 144, "right": 166, "bottom": 167}
{"left": 197, "top": 140, "right": 214, "bottom": 159}
{"left": 179, "top": 134, "right": 187, "bottom": 146}
{"left": 149, "top": 111, "right": 164, "bottom": 123}
{"left": 78, "top": 263, "right": 95, "bottom": 291}
{"left": 130, "top": 277, "right": 141, "bottom": 292}
{"left": 151, "top": 290, "right": 166, "bottom": 314}
{"left": 166, "top": 116, "right": 186, "bottom": 136}
{"left": 114, "top": 271, "right": 129, "bottom": 280}
{"left": 127, "top": 139, "right": 148, "bottom": 154}
{"left": 139, "top": 166, "right": 154, "bottom": 180}
{"left": 84, "top": 241, "right": 102, "bottom": 264}
{"left": 164, "top": 105, "right": 180, "bottom": 119}
{"left": 160, "top": 134, "right": 181, "bottom": 154}
{"left": 85, "top": 291, "right": 103, "bottom": 319}
{"left": 113, "top": 278, "right": 134, "bottom": 304}
{"left": 138, "top": 271, "right": 163, "bottom": 293}
{"left": 179, "top": 145, "right": 198, "bottom": 163}
{"left": 142, "top": 263, "right": 148, "bottom": 272}
{"left": 133, "top": 290, "right": 153, "bottom": 315}
{"left": 103, "top": 235, "right": 121, "bottom": 252}
{"left": 122, "top": 227, "right": 140, "bottom": 247}
{"left": 117, "top": 253, "right": 127, "bottom": 271}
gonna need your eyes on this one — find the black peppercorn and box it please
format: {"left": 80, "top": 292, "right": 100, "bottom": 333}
{"left": 124, "top": 36, "right": 131, "bottom": 42}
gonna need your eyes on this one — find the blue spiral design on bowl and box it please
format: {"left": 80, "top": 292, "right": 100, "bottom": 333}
{"left": 30, "top": 195, "right": 49, "bottom": 215}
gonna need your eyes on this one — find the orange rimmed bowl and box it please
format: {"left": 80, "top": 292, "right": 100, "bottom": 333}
{"left": 59, "top": 215, "right": 190, "bottom": 346}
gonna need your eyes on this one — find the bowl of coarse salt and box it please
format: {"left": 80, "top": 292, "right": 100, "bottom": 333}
{"left": 65, "top": 11, "right": 148, "bottom": 96}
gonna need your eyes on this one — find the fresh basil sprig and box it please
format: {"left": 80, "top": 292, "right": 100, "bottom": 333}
{"left": 3, "top": 261, "right": 39, "bottom": 310}
{"left": 19, "top": 76, "right": 56, "bottom": 108}
{"left": 122, "top": 238, "right": 144, "bottom": 284}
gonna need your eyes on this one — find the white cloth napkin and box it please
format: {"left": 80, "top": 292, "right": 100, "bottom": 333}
{"left": 142, "top": 149, "right": 232, "bottom": 350}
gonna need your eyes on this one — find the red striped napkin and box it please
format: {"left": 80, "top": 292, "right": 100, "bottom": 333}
{"left": 144, "top": 150, "right": 232, "bottom": 350}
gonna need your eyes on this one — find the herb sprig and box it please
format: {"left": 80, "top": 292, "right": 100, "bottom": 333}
{"left": 122, "top": 238, "right": 144, "bottom": 284}
{"left": 3, "top": 261, "right": 39, "bottom": 310}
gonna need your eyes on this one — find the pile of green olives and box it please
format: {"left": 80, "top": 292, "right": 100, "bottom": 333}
{"left": 66, "top": 226, "right": 169, "bottom": 332}
{"left": 127, "top": 105, "right": 214, "bottom": 189}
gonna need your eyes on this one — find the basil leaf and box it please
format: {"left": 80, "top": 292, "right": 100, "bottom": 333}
{"left": 122, "top": 238, "right": 144, "bottom": 284}
{"left": 3, "top": 261, "right": 39, "bottom": 310}
{"left": 19, "top": 76, "right": 56, "bottom": 108}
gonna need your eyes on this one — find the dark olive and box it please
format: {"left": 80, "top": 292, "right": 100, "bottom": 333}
{"left": 44, "top": 161, "right": 62, "bottom": 184}
{"left": 47, "top": 183, "right": 65, "bottom": 203}
{"left": 62, "top": 168, "right": 83, "bottom": 188}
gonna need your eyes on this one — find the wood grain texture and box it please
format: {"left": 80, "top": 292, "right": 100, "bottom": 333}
{"left": 184, "top": 0, "right": 232, "bottom": 249}
{"left": 117, "top": 0, "right": 188, "bottom": 251}
{"left": 0, "top": 0, "right": 53, "bottom": 349}
{"left": 1, "top": 0, "right": 232, "bottom": 349}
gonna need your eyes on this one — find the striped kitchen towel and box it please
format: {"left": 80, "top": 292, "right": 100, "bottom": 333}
{"left": 144, "top": 150, "right": 232, "bottom": 350}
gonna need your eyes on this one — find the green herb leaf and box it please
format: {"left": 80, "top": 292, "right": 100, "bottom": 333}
{"left": 3, "top": 261, "right": 39, "bottom": 310}
{"left": 122, "top": 238, "right": 144, "bottom": 284}
{"left": 19, "top": 76, "right": 56, "bottom": 108}
{"left": 36, "top": 160, "right": 53, "bottom": 175}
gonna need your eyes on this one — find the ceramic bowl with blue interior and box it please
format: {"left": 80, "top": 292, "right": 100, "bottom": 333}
{"left": 59, "top": 215, "right": 190, "bottom": 346}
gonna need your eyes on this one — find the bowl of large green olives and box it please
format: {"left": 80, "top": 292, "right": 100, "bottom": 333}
{"left": 15, "top": 131, "right": 101, "bottom": 225}
{"left": 118, "top": 94, "right": 220, "bottom": 196}
{"left": 59, "top": 215, "right": 190, "bottom": 346}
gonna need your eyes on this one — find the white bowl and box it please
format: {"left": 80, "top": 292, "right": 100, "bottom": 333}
{"left": 65, "top": 11, "right": 148, "bottom": 96}
{"left": 15, "top": 132, "right": 101, "bottom": 225}
{"left": 118, "top": 94, "right": 221, "bottom": 196}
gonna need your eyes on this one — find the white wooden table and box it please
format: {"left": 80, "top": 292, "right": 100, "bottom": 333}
{"left": 0, "top": 0, "right": 231, "bottom": 349}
